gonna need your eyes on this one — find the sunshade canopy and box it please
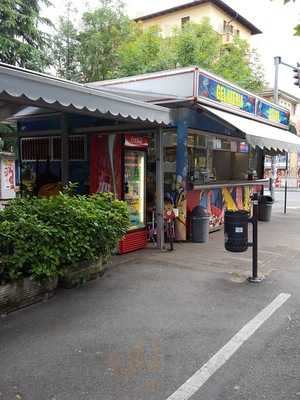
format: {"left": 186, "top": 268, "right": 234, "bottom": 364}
{"left": 0, "top": 63, "right": 171, "bottom": 125}
{"left": 202, "top": 105, "right": 300, "bottom": 152}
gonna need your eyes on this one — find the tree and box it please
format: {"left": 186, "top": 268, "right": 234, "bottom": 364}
{"left": 78, "top": 0, "right": 131, "bottom": 82}
{"left": 116, "top": 18, "right": 265, "bottom": 91}
{"left": 172, "top": 19, "right": 222, "bottom": 71}
{"left": 214, "top": 38, "right": 265, "bottom": 92}
{"left": 0, "top": 0, "right": 52, "bottom": 71}
{"left": 117, "top": 24, "right": 170, "bottom": 77}
{"left": 52, "top": 1, "right": 80, "bottom": 81}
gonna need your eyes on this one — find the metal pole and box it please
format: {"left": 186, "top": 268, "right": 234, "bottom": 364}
{"left": 274, "top": 56, "right": 281, "bottom": 104}
{"left": 252, "top": 194, "right": 258, "bottom": 280}
{"left": 155, "top": 128, "right": 165, "bottom": 250}
{"left": 248, "top": 193, "right": 263, "bottom": 283}
{"left": 284, "top": 152, "right": 289, "bottom": 214}
{"left": 61, "top": 114, "right": 69, "bottom": 186}
{"left": 270, "top": 56, "right": 281, "bottom": 201}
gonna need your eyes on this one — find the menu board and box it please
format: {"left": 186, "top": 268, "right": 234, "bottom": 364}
{"left": 124, "top": 150, "right": 145, "bottom": 229}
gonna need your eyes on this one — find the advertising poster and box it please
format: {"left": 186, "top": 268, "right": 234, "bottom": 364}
{"left": 187, "top": 186, "right": 257, "bottom": 231}
{"left": 90, "top": 134, "right": 122, "bottom": 198}
{"left": 1, "top": 158, "right": 16, "bottom": 199}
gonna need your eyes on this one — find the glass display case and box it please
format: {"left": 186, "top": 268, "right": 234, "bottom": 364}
{"left": 124, "top": 149, "right": 145, "bottom": 229}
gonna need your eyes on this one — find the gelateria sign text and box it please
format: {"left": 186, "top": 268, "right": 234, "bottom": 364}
{"left": 198, "top": 73, "right": 289, "bottom": 127}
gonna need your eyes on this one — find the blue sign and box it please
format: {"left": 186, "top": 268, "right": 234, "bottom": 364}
{"left": 257, "top": 101, "right": 289, "bottom": 127}
{"left": 198, "top": 74, "right": 256, "bottom": 114}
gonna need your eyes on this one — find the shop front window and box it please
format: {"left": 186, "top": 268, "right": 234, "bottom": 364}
{"left": 188, "top": 132, "right": 208, "bottom": 185}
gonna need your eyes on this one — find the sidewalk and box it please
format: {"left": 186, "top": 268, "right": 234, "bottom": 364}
{"left": 111, "top": 208, "right": 300, "bottom": 282}
{"left": 0, "top": 209, "right": 300, "bottom": 400}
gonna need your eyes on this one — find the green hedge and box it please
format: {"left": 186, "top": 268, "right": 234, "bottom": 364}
{"left": 0, "top": 193, "right": 130, "bottom": 283}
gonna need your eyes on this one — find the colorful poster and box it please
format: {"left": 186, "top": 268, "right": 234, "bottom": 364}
{"left": 1, "top": 158, "right": 16, "bottom": 199}
{"left": 90, "top": 134, "right": 122, "bottom": 198}
{"left": 198, "top": 74, "right": 256, "bottom": 114}
{"left": 187, "top": 185, "right": 261, "bottom": 233}
{"left": 175, "top": 122, "right": 188, "bottom": 241}
{"left": 257, "top": 101, "right": 289, "bottom": 126}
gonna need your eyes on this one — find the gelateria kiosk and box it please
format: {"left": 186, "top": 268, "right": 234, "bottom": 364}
{"left": 96, "top": 67, "right": 300, "bottom": 241}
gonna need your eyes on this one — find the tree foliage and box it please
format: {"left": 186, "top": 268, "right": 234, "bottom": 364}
{"left": 0, "top": 0, "right": 52, "bottom": 71}
{"left": 51, "top": 1, "right": 80, "bottom": 80}
{"left": 78, "top": 0, "right": 131, "bottom": 82}
{"left": 1, "top": 0, "right": 264, "bottom": 90}
{"left": 116, "top": 19, "right": 265, "bottom": 91}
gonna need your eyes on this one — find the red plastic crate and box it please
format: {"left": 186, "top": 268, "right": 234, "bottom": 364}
{"left": 119, "top": 229, "right": 147, "bottom": 254}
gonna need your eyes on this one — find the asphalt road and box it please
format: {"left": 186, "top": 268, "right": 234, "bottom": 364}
{"left": 1, "top": 210, "right": 300, "bottom": 400}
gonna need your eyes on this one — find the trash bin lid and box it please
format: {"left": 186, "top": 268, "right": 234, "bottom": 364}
{"left": 191, "top": 206, "right": 208, "bottom": 217}
{"left": 259, "top": 195, "right": 274, "bottom": 204}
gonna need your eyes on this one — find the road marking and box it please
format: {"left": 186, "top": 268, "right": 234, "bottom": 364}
{"left": 166, "top": 293, "right": 291, "bottom": 400}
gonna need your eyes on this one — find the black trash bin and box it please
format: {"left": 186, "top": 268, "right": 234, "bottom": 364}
{"left": 191, "top": 206, "right": 210, "bottom": 243}
{"left": 224, "top": 210, "right": 249, "bottom": 253}
{"left": 258, "top": 195, "right": 273, "bottom": 222}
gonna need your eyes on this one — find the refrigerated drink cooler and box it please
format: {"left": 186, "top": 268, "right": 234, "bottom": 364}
{"left": 119, "top": 145, "right": 148, "bottom": 254}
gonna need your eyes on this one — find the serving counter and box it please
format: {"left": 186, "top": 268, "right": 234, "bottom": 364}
{"left": 192, "top": 179, "right": 269, "bottom": 190}
{"left": 185, "top": 179, "right": 269, "bottom": 235}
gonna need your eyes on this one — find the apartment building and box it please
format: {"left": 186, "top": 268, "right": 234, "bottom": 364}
{"left": 134, "top": 0, "right": 262, "bottom": 44}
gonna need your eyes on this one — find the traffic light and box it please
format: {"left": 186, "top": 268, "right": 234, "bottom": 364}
{"left": 293, "top": 62, "right": 300, "bottom": 87}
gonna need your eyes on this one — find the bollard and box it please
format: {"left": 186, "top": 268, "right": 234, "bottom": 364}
{"left": 248, "top": 193, "right": 264, "bottom": 283}
{"left": 224, "top": 193, "right": 264, "bottom": 283}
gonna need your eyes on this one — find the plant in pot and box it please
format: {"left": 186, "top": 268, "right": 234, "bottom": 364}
{"left": 0, "top": 191, "right": 130, "bottom": 307}
{"left": 0, "top": 212, "right": 60, "bottom": 314}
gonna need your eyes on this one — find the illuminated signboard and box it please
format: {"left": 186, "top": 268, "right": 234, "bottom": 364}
{"left": 125, "top": 134, "right": 149, "bottom": 148}
{"left": 198, "top": 74, "right": 256, "bottom": 114}
{"left": 257, "top": 101, "right": 289, "bottom": 127}
{"left": 198, "top": 73, "right": 290, "bottom": 127}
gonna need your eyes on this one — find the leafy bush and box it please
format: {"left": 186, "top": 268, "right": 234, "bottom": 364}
{"left": 0, "top": 193, "right": 130, "bottom": 283}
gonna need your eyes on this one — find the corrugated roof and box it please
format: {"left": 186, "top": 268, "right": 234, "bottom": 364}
{"left": 134, "top": 0, "right": 262, "bottom": 35}
{"left": 0, "top": 63, "right": 171, "bottom": 125}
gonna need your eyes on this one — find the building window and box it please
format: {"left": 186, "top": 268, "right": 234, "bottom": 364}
{"left": 181, "top": 16, "right": 190, "bottom": 28}
{"left": 21, "top": 135, "right": 87, "bottom": 162}
{"left": 223, "top": 20, "right": 233, "bottom": 34}
{"left": 235, "top": 29, "right": 240, "bottom": 37}
{"left": 21, "top": 137, "right": 50, "bottom": 161}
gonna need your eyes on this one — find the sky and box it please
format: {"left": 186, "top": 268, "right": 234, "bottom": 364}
{"left": 45, "top": 0, "right": 300, "bottom": 97}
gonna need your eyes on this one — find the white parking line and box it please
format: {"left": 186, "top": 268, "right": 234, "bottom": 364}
{"left": 166, "top": 293, "right": 291, "bottom": 400}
